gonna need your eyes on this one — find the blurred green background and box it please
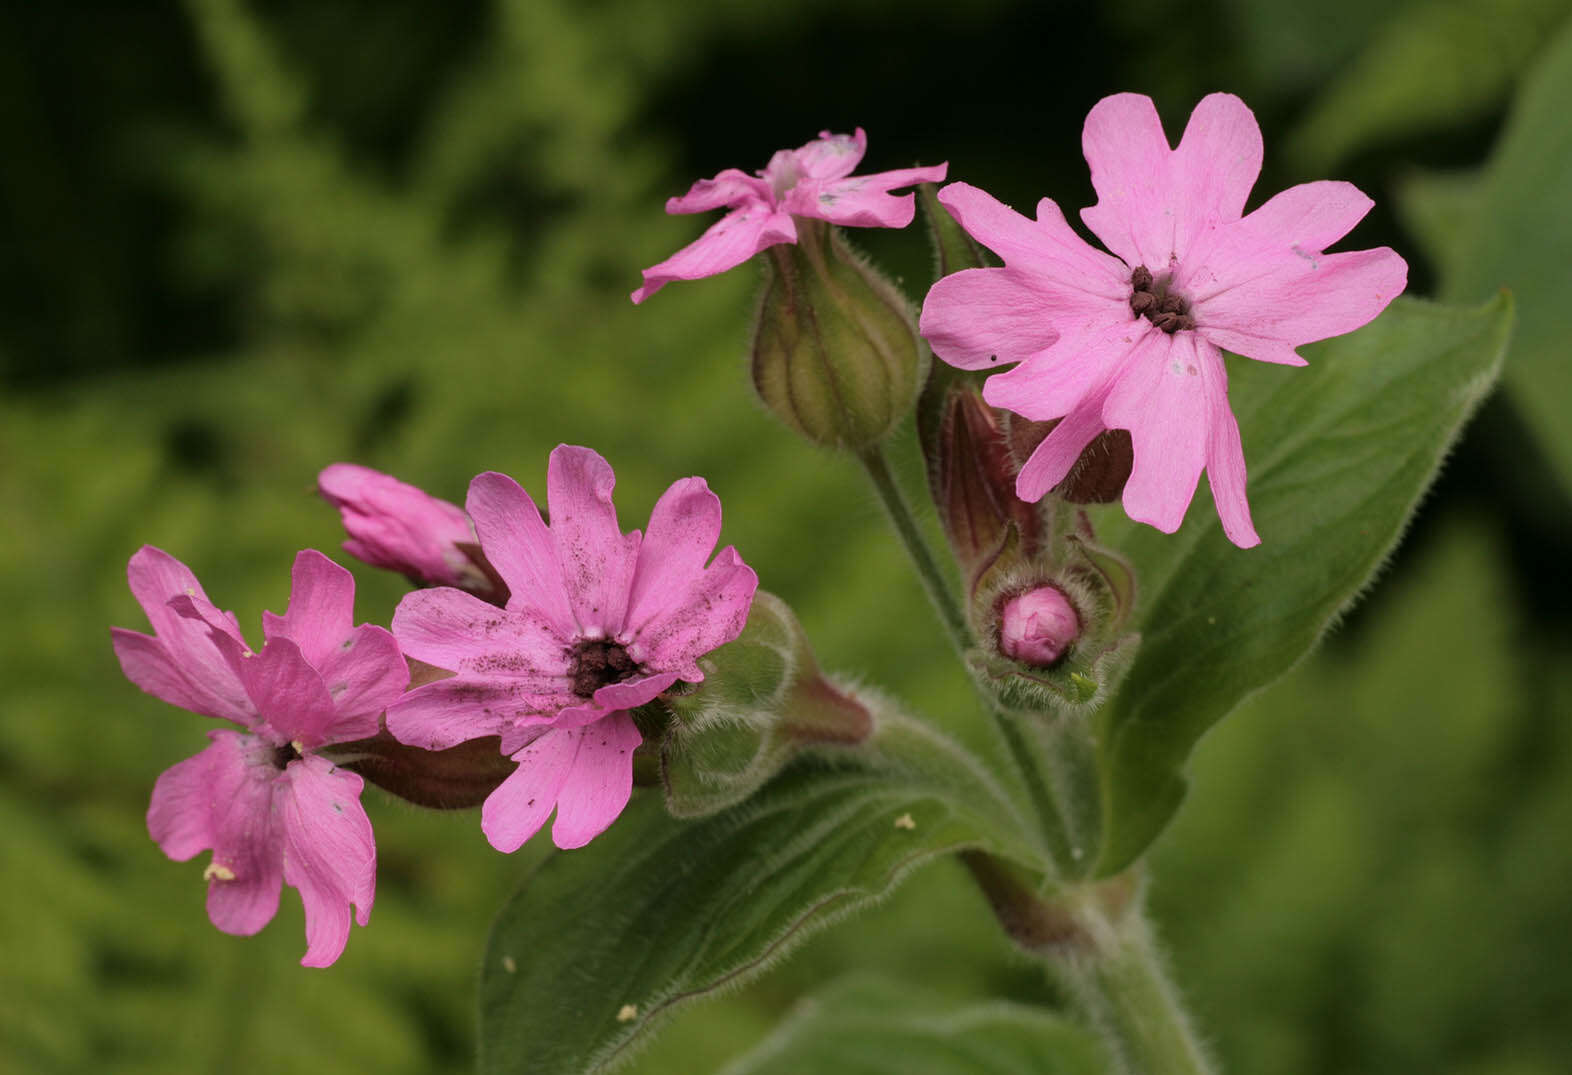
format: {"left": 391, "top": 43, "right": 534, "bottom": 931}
{"left": 4, "top": 0, "right": 1571, "bottom": 1071}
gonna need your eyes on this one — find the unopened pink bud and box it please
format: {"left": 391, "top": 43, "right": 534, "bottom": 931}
{"left": 998, "top": 586, "right": 1079, "bottom": 667}
{"left": 318, "top": 464, "right": 493, "bottom": 594}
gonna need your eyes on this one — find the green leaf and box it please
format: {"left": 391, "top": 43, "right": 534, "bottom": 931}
{"left": 1395, "top": 169, "right": 1486, "bottom": 286}
{"left": 1286, "top": 0, "right": 1571, "bottom": 171}
{"left": 479, "top": 708, "right": 1045, "bottom": 1075}
{"left": 716, "top": 976, "right": 1104, "bottom": 1075}
{"left": 1091, "top": 296, "right": 1512, "bottom": 876}
{"left": 1401, "top": 17, "right": 1572, "bottom": 494}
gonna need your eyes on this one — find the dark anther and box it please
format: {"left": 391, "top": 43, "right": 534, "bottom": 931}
{"left": 270, "top": 741, "right": 304, "bottom": 769}
{"left": 570, "top": 639, "right": 639, "bottom": 698}
{"left": 1128, "top": 265, "right": 1194, "bottom": 334}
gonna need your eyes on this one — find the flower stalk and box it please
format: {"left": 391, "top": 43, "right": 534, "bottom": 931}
{"left": 961, "top": 856, "right": 1214, "bottom": 1075}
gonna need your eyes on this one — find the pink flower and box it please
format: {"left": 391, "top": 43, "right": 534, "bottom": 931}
{"left": 318, "top": 463, "right": 485, "bottom": 590}
{"left": 920, "top": 93, "right": 1408, "bottom": 547}
{"left": 632, "top": 128, "right": 947, "bottom": 303}
{"left": 386, "top": 445, "right": 758, "bottom": 852}
{"left": 112, "top": 547, "right": 408, "bottom": 967}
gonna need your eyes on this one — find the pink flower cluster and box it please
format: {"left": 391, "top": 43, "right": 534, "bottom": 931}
{"left": 114, "top": 451, "right": 756, "bottom": 964}
{"left": 112, "top": 548, "right": 406, "bottom": 967}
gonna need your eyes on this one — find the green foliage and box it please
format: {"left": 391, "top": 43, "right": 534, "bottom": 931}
{"left": 1091, "top": 296, "right": 1512, "bottom": 875}
{"left": 1400, "top": 17, "right": 1572, "bottom": 495}
{"left": 1286, "top": 0, "right": 1572, "bottom": 171}
{"left": 479, "top": 706, "right": 1042, "bottom": 1075}
{"left": 3, "top": 0, "right": 1567, "bottom": 1071}
{"left": 715, "top": 976, "right": 1104, "bottom": 1075}
{"left": 1156, "top": 520, "right": 1572, "bottom": 1074}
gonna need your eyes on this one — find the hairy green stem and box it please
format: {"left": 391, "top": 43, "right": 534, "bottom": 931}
{"left": 856, "top": 444, "right": 973, "bottom": 654}
{"left": 857, "top": 441, "right": 1080, "bottom": 868}
{"left": 1059, "top": 911, "right": 1215, "bottom": 1075}
{"left": 963, "top": 860, "right": 1215, "bottom": 1074}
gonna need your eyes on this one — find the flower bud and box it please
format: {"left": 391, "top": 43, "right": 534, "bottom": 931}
{"left": 318, "top": 463, "right": 508, "bottom": 604}
{"left": 751, "top": 220, "right": 926, "bottom": 451}
{"left": 920, "top": 380, "right": 1052, "bottom": 593}
{"left": 969, "top": 534, "right": 1140, "bottom": 717}
{"left": 998, "top": 585, "right": 1080, "bottom": 667}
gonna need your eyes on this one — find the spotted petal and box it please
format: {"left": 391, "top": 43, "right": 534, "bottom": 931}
{"left": 280, "top": 755, "right": 375, "bottom": 968}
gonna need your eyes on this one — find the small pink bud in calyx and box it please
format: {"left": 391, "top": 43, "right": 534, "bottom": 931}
{"left": 998, "top": 586, "right": 1080, "bottom": 667}
{"left": 318, "top": 463, "right": 509, "bottom": 605}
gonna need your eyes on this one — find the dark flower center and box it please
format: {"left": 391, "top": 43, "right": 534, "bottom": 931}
{"left": 270, "top": 740, "right": 304, "bottom": 770}
{"left": 570, "top": 638, "right": 639, "bottom": 698}
{"left": 1129, "top": 265, "right": 1195, "bottom": 334}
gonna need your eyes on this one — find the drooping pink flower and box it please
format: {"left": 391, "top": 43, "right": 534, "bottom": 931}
{"left": 632, "top": 129, "right": 947, "bottom": 303}
{"left": 318, "top": 463, "right": 489, "bottom": 591}
{"left": 386, "top": 445, "right": 758, "bottom": 852}
{"left": 112, "top": 547, "right": 408, "bottom": 967}
{"left": 920, "top": 93, "right": 1408, "bottom": 547}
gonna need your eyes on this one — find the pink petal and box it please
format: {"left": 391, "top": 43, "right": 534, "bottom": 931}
{"left": 665, "top": 168, "right": 772, "bottom": 214}
{"left": 1014, "top": 398, "right": 1109, "bottom": 502}
{"left": 981, "top": 315, "right": 1149, "bottom": 420}
{"left": 624, "top": 546, "right": 757, "bottom": 680}
{"left": 386, "top": 676, "right": 571, "bottom": 751}
{"left": 1102, "top": 332, "right": 1216, "bottom": 534}
{"left": 590, "top": 669, "right": 677, "bottom": 711}
{"left": 481, "top": 729, "right": 578, "bottom": 853}
{"left": 937, "top": 183, "right": 1130, "bottom": 294}
{"left": 279, "top": 755, "right": 375, "bottom": 967}
{"left": 553, "top": 675, "right": 675, "bottom": 735}
{"left": 793, "top": 129, "right": 868, "bottom": 181}
{"left": 1184, "top": 180, "right": 1375, "bottom": 298}
{"left": 1082, "top": 93, "right": 1261, "bottom": 272}
{"left": 1167, "top": 94, "right": 1263, "bottom": 252}
{"left": 261, "top": 550, "right": 355, "bottom": 670}
{"left": 551, "top": 713, "right": 642, "bottom": 849}
{"left": 623, "top": 477, "right": 722, "bottom": 635}
{"left": 552, "top": 670, "right": 678, "bottom": 729}
{"left": 631, "top": 203, "right": 797, "bottom": 303}
{"left": 124, "top": 547, "right": 252, "bottom": 724}
{"left": 314, "top": 624, "right": 407, "bottom": 741}
{"left": 1184, "top": 180, "right": 1408, "bottom": 361}
{"left": 148, "top": 730, "right": 236, "bottom": 862}
{"left": 112, "top": 628, "right": 210, "bottom": 717}
{"left": 920, "top": 269, "right": 1065, "bottom": 372}
{"left": 179, "top": 730, "right": 285, "bottom": 938}
{"left": 1198, "top": 248, "right": 1407, "bottom": 363}
{"left": 547, "top": 445, "right": 640, "bottom": 636}
{"left": 466, "top": 472, "right": 576, "bottom": 638}
{"left": 231, "top": 637, "right": 340, "bottom": 749}
{"left": 1080, "top": 93, "right": 1175, "bottom": 269}
{"left": 785, "top": 162, "right": 949, "bottom": 229}
{"left": 392, "top": 586, "right": 570, "bottom": 684}
{"left": 1201, "top": 353, "right": 1260, "bottom": 548}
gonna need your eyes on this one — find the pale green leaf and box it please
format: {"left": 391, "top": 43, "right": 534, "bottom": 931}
{"left": 478, "top": 707, "right": 1044, "bottom": 1075}
{"left": 1287, "top": 0, "right": 1571, "bottom": 171}
{"left": 716, "top": 976, "right": 1104, "bottom": 1075}
{"left": 1091, "top": 295, "right": 1512, "bottom": 875}
{"left": 1402, "top": 18, "right": 1572, "bottom": 494}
